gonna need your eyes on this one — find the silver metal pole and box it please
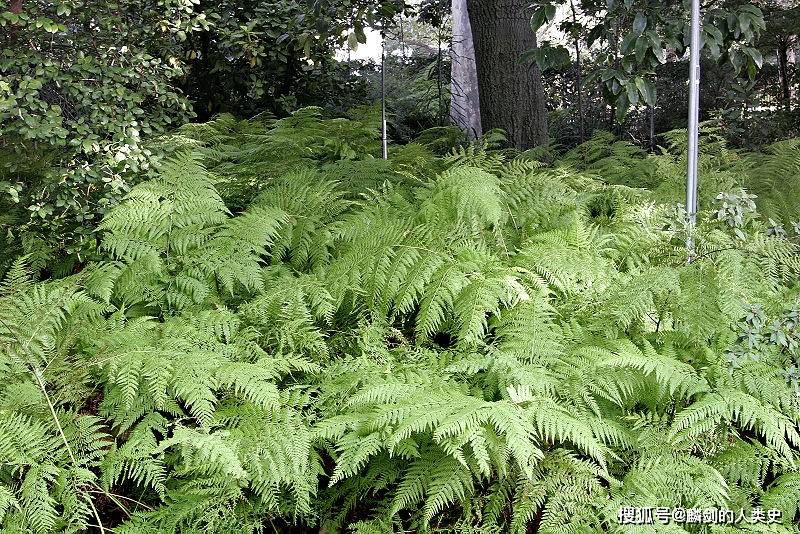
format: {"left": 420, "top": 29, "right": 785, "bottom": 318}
{"left": 381, "top": 27, "right": 388, "bottom": 160}
{"left": 686, "top": 0, "right": 702, "bottom": 261}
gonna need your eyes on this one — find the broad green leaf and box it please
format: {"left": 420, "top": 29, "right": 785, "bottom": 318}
{"left": 347, "top": 32, "right": 359, "bottom": 51}
{"left": 615, "top": 92, "right": 630, "bottom": 121}
{"left": 635, "top": 76, "right": 656, "bottom": 106}
{"left": 621, "top": 32, "right": 637, "bottom": 54}
{"left": 633, "top": 12, "right": 647, "bottom": 35}
{"left": 626, "top": 82, "right": 639, "bottom": 106}
{"left": 530, "top": 9, "right": 548, "bottom": 32}
{"left": 354, "top": 24, "right": 367, "bottom": 44}
{"left": 635, "top": 36, "right": 648, "bottom": 64}
{"left": 744, "top": 46, "right": 763, "bottom": 69}
{"left": 652, "top": 44, "right": 666, "bottom": 64}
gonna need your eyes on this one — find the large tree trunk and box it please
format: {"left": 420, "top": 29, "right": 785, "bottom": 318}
{"left": 466, "top": 0, "right": 547, "bottom": 149}
{"left": 450, "top": 0, "right": 482, "bottom": 140}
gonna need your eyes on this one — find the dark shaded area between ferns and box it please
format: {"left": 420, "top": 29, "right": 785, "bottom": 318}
{"left": 1, "top": 111, "right": 800, "bottom": 534}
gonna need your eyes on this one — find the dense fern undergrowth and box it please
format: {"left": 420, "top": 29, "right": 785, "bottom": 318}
{"left": 2, "top": 109, "right": 800, "bottom": 533}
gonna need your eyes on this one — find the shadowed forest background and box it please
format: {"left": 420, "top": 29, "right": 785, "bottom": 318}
{"left": 1, "top": 0, "right": 799, "bottom": 267}
{"left": 1, "top": 1, "right": 800, "bottom": 533}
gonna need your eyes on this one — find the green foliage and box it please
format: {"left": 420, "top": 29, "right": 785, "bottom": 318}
{"left": 1, "top": 112, "right": 800, "bottom": 532}
{"left": 0, "top": 0, "right": 203, "bottom": 266}
{"left": 563, "top": 129, "right": 800, "bottom": 232}
{"left": 530, "top": 0, "right": 767, "bottom": 121}
{"left": 745, "top": 139, "right": 800, "bottom": 226}
{"left": 0, "top": 0, "right": 371, "bottom": 271}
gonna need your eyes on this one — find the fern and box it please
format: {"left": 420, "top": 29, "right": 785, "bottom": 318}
{"left": 3, "top": 113, "right": 800, "bottom": 533}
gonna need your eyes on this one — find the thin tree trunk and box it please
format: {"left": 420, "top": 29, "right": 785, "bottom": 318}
{"left": 609, "top": 18, "right": 620, "bottom": 131}
{"left": 450, "top": 0, "right": 482, "bottom": 139}
{"left": 467, "top": 0, "right": 548, "bottom": 149}
{"left": 381, "top": 24, "right": 388, "bottom": 160}
{"left": 437, "top": 28, "right": 444, "bottom": 125}
{"left": 569, "top": 0, "right": 584, "bottom": 143}
{"left": 399, "top": 16, "right": 406, "bottom": 57}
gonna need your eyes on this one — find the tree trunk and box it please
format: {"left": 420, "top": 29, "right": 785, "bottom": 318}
{"left": 466, "top": 0, "right": 547, "bottom": 149}
{"left": 450, "top": 0, "right": 482, "bottom": 140}
{"left": 608, "top": 17, "right": 620, "bottom": 131}
{"left": 569, "top": 0, "right": 584, "bottom": 143}
{"left": 437, "top": 30, "right": 444, "bottom": 126}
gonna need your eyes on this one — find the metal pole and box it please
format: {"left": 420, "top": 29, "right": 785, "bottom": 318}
{"left": 381, "top": 25, "right": 388, "bottom": 160}
{"left": 686, "top": 0, "right": 702, "bottom": 261}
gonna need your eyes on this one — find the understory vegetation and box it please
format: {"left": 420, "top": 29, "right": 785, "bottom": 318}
{"left": 1, "top": 111, "right": 800, "bottom": 533}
